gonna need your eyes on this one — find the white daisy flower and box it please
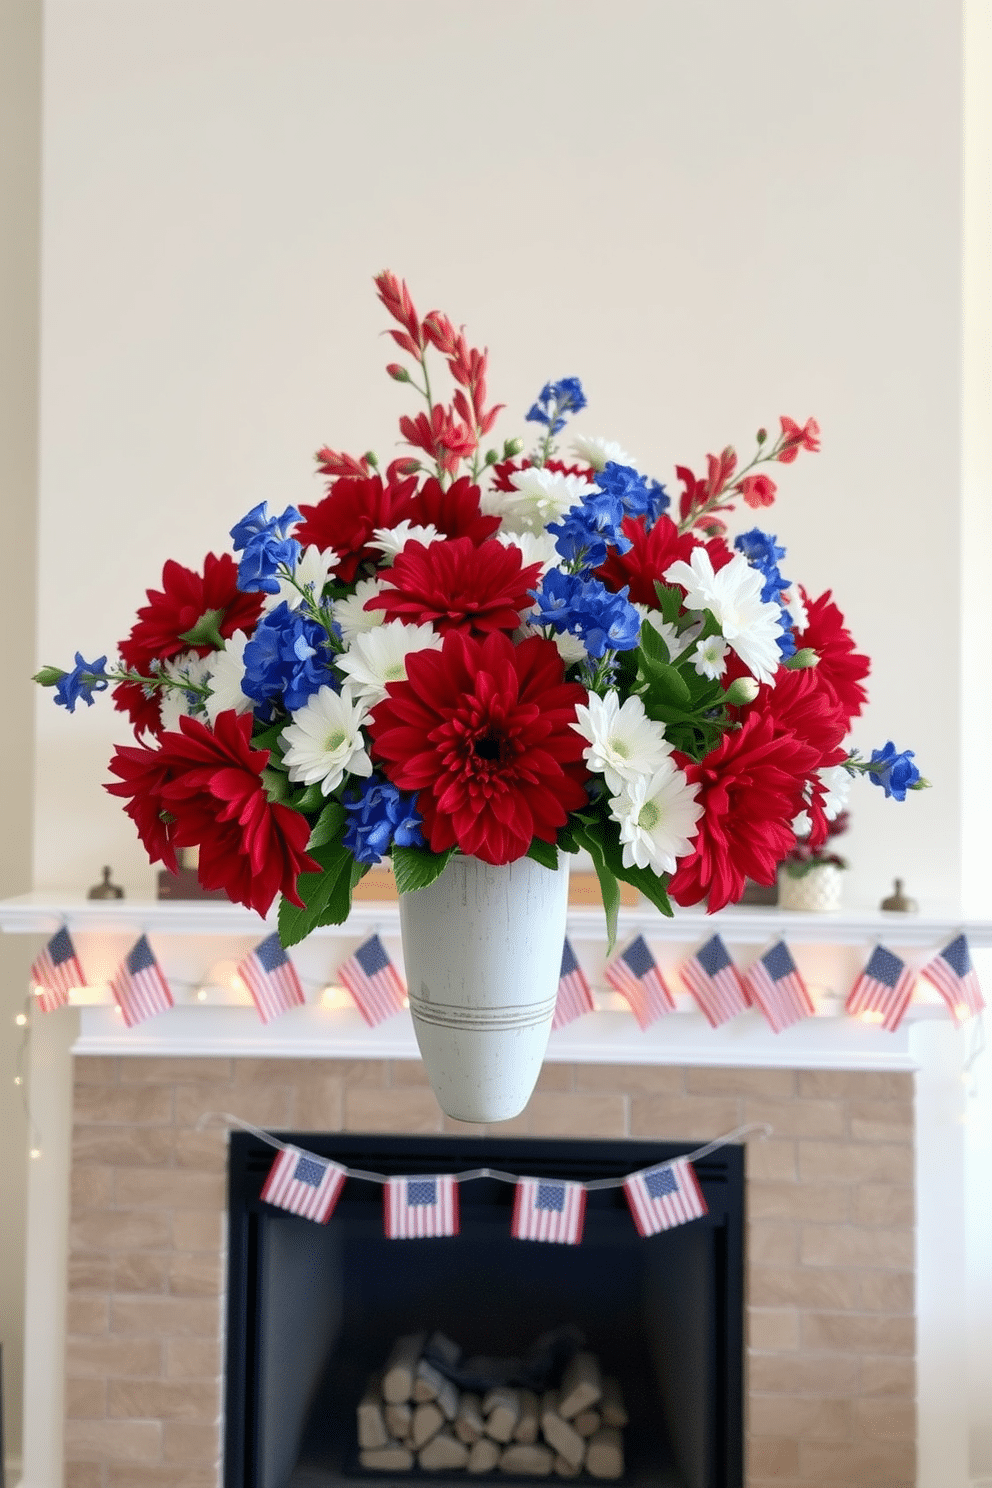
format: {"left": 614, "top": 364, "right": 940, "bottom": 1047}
{"left": 780, "top": 583, "right": 808, "bottom": 633}
{"left": 482, "top": 467, "right": 590, "bottom": 533}
{"left": 336, "top": 620, "right": 442, "bottom": 706}
{"left": 514, "top": 619, "right": 589, "bottom": 667}
{"left": 691, "top": 634, "right": 729, "bottom": 680}
{"left": 571, "top": 434, "right": 638, "bottom": 471}
{"left": 495, "top": 527, "right": 560, "bottom": 575}
{"left": 204, "top": 633, "right": 254, "bottom": 724}
{"left": 791, "top": 810, "right": 812, "bottom": 838}
{"left": 610, "top": 764, "right": 703, "bottom": 875}
{"left": 818, "top": 762, "right": 853, "bottom": 821}
{"left": 663, "top": 549, "right": 783, "bottom": 685}
{"left": 266, "top": 544, "right": 339, "bottom": 612}
{"left": 571, "top": 691, "right": 673, "bottom": 795}
{"left": 333, "top": 578, "right": 386, "bottom": 643}
{"left": 370, "top": 521, "right": 441, "bottom": 564}
{"left": 637, "top": 608, "right": 703, "bottom": 661}
{"left": 280, "top": 685, "right": 373, "bottom": 796}
{"left": 158, "top": 651, "right": 211, "bottom": 731}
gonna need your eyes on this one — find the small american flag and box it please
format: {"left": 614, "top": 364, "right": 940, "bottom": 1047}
{"left": 624, "top": 1158, "right": 708, "bottom": 1236}
{"left": 921, "top": 934, "right": 985, "bottom": 1024}
{"left": 680, "top": 934, "right": 749, "bottom": 1027}
{"left": 846, "top": 945, "right": 917, "bottom": 1031}
{"left": 338, "top": 934, "right": 406, "bottom": 1026}
{"left": 553, "top": 939, "right": 594, "bottom": 1029}
{"left": 384, "top": 1175, "right": 459, "bottom": 1239}
{"left": 743, "top": 940, "right": 815, "bottom": 1033}
{"left": 511, "top": 1178, "right": 587, "bottom": 1245}
{"left": 260, "top": 1145, "right": 346, "bottom": 1223}
{"left": 238, "top": 933, "right": 305, "bottom": 1023}
{"left": 604, "top": 935, "right": 675, "bottom": 1029}
{"left": 110, "top": 934, "right": 174, "bottom": 1027}
{"left": 30, "top": 927, "right": 87, "bottom": 1013}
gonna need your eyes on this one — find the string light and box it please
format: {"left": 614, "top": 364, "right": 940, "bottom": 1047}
{"left": 196, "top": 988, "right": 208, "bottom": 1003}
{"left": 14, "top": 1012, "right": 26, "bottom": 1027}
{"left": 29, "top": 1148, "right": 41, "bottom": 1161}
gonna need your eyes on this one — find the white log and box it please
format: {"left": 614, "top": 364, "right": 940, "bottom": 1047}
{"left": 419, "top": 1429, "right": 470, "bottom": 1472}
{"left": 558, "top": 1352, "right": 602, "bottom": 1420}
{"left": 540, "top": 1391, "right": 586, "bottom": 1471}
{"left": 573, "top": 1409, "right": 602, "bottom": 1438}
{"left": 484, "top": 1386, "right": 521, "bottom": 1444}
{"left": 383, "top": 1332, "right": 427, "bottom": 1404}
{"left": 586, "top": 1427, "right": 624, "bottom": 1480}
{"left": 467, "top": 1438, "right": 502, "bottom": 1474}
{"left": 599, "top": 1377, "right": 628, "bottom": 1429}
{"left": 499, "top": 1443, "right": 554, "bottom": 1476}
{"left": 456, "top": 1392, "right": 485, "bottom": 1444}
{"left": 411, "top": 1401, "right": 445, "bottom": 1450}
{"left": 414, "top": 1359, "right": 460, "bottom": 1419}
{"left": 360, "top": 1446, "right": 414, "bottom": 1471}
{"left": 385, "top": 1402, "right": 412, "bottom": 1441}
{"left": 357, "top": 1373, "right": 389, "bottom": 1451}
{"left": 514, "top": 1389, "right": 540, "bottom": 1444}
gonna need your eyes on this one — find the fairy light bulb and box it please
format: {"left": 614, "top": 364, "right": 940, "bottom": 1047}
{"left": 196, "top": 988, "right": 207, "bottom": 1003}
{"left": 14, "top": 1013, "right": 27, "bottom": 1027}
{"left": 29, "top": 1147, "right": 41, "bottom": 1160}
{"left": 13, "top": 1076, "right": 22, "bottom": 1087}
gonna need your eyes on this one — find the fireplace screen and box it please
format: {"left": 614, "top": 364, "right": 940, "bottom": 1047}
{"left": 225, "top": 1132, "right": 744, "bottom": 1488}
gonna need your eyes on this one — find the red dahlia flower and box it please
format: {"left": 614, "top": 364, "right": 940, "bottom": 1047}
{"left": 794, "top": 589, "right": 870, "bottom": 724}
{"left": 365, "top": 536, "right": 543, "bottom": 636}
{"left": 595, "top": 515, "right": 732, "bottom": 606}
{"left": 408, "top": 475, "right": 501, "bottom": 545}
{"left": 367, "top": 630, "right": 590, "bottom": 864}
{"left": 295, "top": 473, "right": 419, "bottom": 583}
{"left": 106, "top": 711, "right": 318, "bottom": 917}
{"left": 668, "top": 713, "right": 820, "bottom": 911}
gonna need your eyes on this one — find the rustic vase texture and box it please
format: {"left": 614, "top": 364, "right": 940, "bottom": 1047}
{"left": 777, "top": 861, "right": 844, "bottom": 912}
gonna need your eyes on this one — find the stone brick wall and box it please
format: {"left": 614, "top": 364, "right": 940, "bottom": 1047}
{"left": 64, "top": 1057, "right": 915, "bottom": 1487}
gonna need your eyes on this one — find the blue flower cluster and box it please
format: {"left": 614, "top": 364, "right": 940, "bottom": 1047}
{"left": 241, "top": 603, "right": 330, "bottom": 717}
{"left": 595, "top": 462, "right": 670, "bottom": 525}
{"left": 230, "top": 503, "right": 302, "bottom": 595}
{"left": 868, "top": 743, "right": 921, "bottom": 801}
{"left": 531, "top": 570, "right": 640, "bottom": 659}
{"left": 343, "top": 778, "right": 425, "bottom": 864}
{"left": 525, "top": 377, "right": 587, "bottom": 435}
{"left": 54, "top": 653, "right": 109, "bottom": 713}
{"left": 734, "top": 527, "right": 797, "bottom": 659}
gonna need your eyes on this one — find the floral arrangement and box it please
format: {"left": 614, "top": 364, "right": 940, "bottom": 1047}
{"left": 780, "top": 811, "right": 849, "bottom": 879}
{"left": 37, "top": 272, "right": 927, "bottom": 946}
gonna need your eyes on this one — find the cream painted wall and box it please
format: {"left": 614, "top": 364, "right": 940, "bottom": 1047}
{"left": 34, "top": 0, "right": 964, "bottom": 914}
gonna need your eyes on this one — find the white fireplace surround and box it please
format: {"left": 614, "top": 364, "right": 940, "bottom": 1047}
{"left": 2, "top": 893, "right": 991, "bottom": 1488}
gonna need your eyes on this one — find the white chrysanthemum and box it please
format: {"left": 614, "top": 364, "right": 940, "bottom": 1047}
{"left": 333, "top": 578, "right": 386, "bottom": 643}
{"left": 571, "top": 691, "right": 673, "bottom": 795}
{"left": 663, "top": 549, "right": 783, "bottom": 685}
{"left": 818, "top": 762, "right": 853, "bottom": 821}
{"left": 781, "top": 583, "right": 808, "bottom": 633}
{"left": 792, "top": 810, "right": 812, "bottom": 838}
{"left": 482, "top": 467, "right": 590, "bottom": 533}
{"left": 370, "top": 521, "right": 441, "bottom": 564}
{"left": 266, "top": 544, "right": 339, "bottom": 612}
{"left": 691, "top": 634, "right": 729, "bottom": 680}
{"left": 204, "top": 633, "right": 254, "bottom": 724}
{"left": 281, "top": 685, "right": 373, "bottom": 796}
{"left": 610, "top": 763, "right": 703, "bottom": 874}
{"left": 637, "top": 608, "right": 703, "bottom": 662}
{"left": 571, "top": 434, "right": 638, "bottom": 471}
{"left": 336, "top": 620, "right": 442, "bottom": 706}
{"left": 158, "top": 651, "right": 211, "bottom": 731}
{"left": 495, "top": 527, "right": 560, "bottom": 575}
{"left": 515, "top": 619, "right": 589, "bottom": 667}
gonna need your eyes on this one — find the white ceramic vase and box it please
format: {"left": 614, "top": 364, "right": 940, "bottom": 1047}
{"left": 777, "top": 862, "right": 844, "bottom": 913}
{"left": 399, "top": 854, "right": 570, "bottom": 1124}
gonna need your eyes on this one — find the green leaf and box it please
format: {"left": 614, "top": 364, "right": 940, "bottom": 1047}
{"left": 251, "top": 720, "right": 287, "bottom": 755}
{"left": 652, "top": 582, "right": 687, "bottom": 626}
{"left": 260, "top": 767, "right": 293, "bottom": 804}
{"left": 292, "top": 781, "right": 331, "bottom": 814}
{"left": 307, "top": 800, "right": 346, "bottom": 851}
{"left": 178, "top": 608, "right": 227, "bottom": 649}
{"left": 277, "top": 840, "right": 356, "bottom": 947}
{"left": 33, "top": 665, "right": 66, "bottom": 687}
{"left": 526, "top": 838, "right": 559, "bottom": 871}
{"left": 571, "top": 821, "right": 621, "bottom": 951}
{"left": 391, "top": 844, "right": 455, "bottom": 896}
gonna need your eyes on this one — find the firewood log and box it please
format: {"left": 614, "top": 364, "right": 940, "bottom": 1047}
{"left": 357, "top": 1373, "right": 389, "bottom": 1450}
{"left": 513, "top": 1389, "right": 540, "bottom": 1444}
{"left": 411, "top": 1401, "right": 445, "bottom": 1449}
{"left": 599, "top": 1377, "right": 628, "bottom": 1429}
{"left": 383, "top": 1332, "right": 427, "bottom": 1404}
{"left": 573, "top": 1409, "right": 601, "bottom": 1438}
{"left": 554, "top": 1454, "right": 582, "bottom": 1477}
{"left": 484, "top": 1386, "right": 521, "bottom": 1443}
{"left": 456, "top": 1392, "right": 485, "bottom": 1444}
{"left": 360, "top": 1446, "right": 413, "bottom": 1471}
{"left": 557, "top": 1352, "right": 602, "bottom": 1419}
{"left": 426, "top": 1330, "right": 462, "bottom": 1370}
{"left": 499, "top": 1443, "right": 554, "bottom": 1476}
{"left": 540, "top": 1391, "right": 585, "bottom": 1471}
{"left": 467, "top": 1437, "right": 502, "bottom": 1474}
{"left": 385, "top": 1402, "right": 412, "bottom": 1441}
{"left": 418, "top": 1429, "right": 470, "bottom": 1471}
{"left": 414, "top": 1359, "right": 460, "bottom": 1419}
{"left": 586, "top": 1426, "right": 624, "bottom": 1479}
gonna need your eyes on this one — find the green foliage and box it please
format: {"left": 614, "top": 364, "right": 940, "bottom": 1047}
{"left": 526, "top": 838, "right": 559, "bottom": 871}
{"left": 277, "top": 839, "right": 358, "bottom": 946}
{"left": 292, "top": 781, "right": 331, "bottom": 814}
{"left": 33, "top": 666, "right": 65, "bottom": 687}
{"left": 391, "top": 844, "right": 455, "bottom": 895}
{"left": 178, "top": 608, "right": 226, "bottom": 649}
{"left": 632, "top": 618, "right": 726, "bottom": 760}
{"left": 307, "top": 800, "right": 346, "bottom": 851}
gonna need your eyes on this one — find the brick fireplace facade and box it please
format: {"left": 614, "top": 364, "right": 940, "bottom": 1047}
{"left": 62, "top": 1056, "right": 916, "bottom": 1488}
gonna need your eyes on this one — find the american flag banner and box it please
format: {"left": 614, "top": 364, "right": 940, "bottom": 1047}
{"left": 604, "top": 935, "right": 676, "bottom": 1029}
{"left": 30, "top": 926, "right": 87, "bottom": 1013}
{"left": 680, "top": 934, "right": 749, "bottom": 1027}
{"left": 743, "top": 940, "right": 815, "bottom": 1033}
{"left": 921, "top": 934, "right": 985, "bottom": 1024}
{"left": 110, "top": 935, "right": 174, "bottom": 1027}
{"left": 338, "top": 934, "right": 406, "bottom": 1027}
{"left": 384, "top": 1175, "right": 459, "bottom": 1239}
{"left": 846, "top": 945, "right": 917, "bottom": 1031}
{"left": 260, "top": 1145, "right": 347, "bottom": 1223}
{"left": 238, "top": 933, "right": 305, "bottom": 1023}
{"left": 553, "top": 939, "right": 594, "bottom": 1029}
{"left": 624, "top": 1158, "right": 708, "bottom": 1236}
{"left": 511, "top": 1178, "right": 587, "bottom": 1245}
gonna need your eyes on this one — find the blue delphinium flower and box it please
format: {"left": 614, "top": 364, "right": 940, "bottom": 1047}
{"left": 343, "top": 777, "right": 425, "bottom": 865}
{"left": 531, "top": 572, "right": 640, "bottom": 659}
{"left": 230, "top": 502, "right": 302, "bottom": 595}
{"left": 53, "top": 653, "right": 109, "bottom": 712}
{"left": 241, "top": 603, "right": 330, "bottom": 717}
{"left": 868, "top": 743, "right": 921, "bottom": 801}
{"left": 525, "top": 377, "right": 587, "bottom": 435}
{"left": 548, "top": 491, "right": 631, "bottom": 569}
{"left": 594, "top": 462, "right": 655, "bottom": 521}
{"left": 734, "top": 528, "right": 788, "bottom": 602}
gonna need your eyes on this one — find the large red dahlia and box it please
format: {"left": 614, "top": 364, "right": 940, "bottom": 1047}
{"left": 408, "top": 475, "right": 501, "bottom": 545}
{"left": 365, "top": 536, "right": 543, "bottom": 636}
{"left": 295, "top": 473, "right": 419, "bottom": 583}
{"left": 794, "top": 589, "right": 870, "bottom": 724}
{"left": 668, "top": 713, "right": 820, "bottom": 911}
{"left": 367, "top": 630, "right": 590, "bottom": 863}
{"left": 595, "top": 515, "right": 732, "bottom": 606}
{"left": 106, "top": 711, "right": 318, "bottom": 916}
